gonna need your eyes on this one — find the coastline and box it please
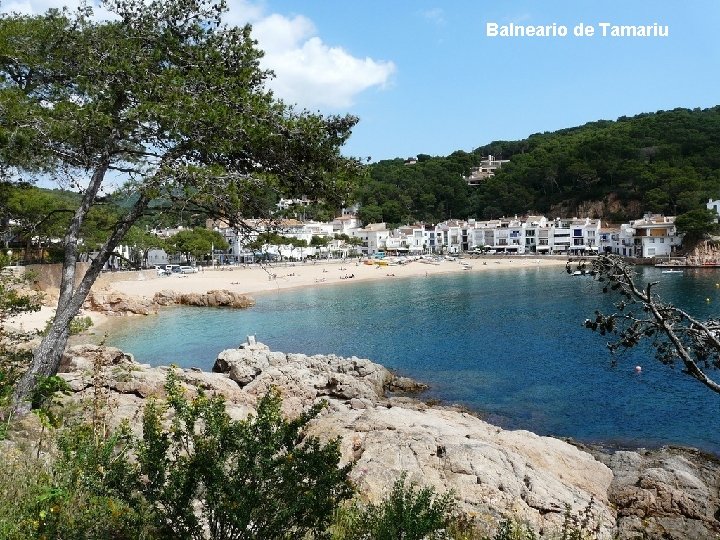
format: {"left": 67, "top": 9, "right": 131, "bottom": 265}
{"left": 6, "top": 258, "right": 720, "bottom": 537}
{"left": 106, "top": 255, "right": 570, "bottom": 301}
{"left": 4, "top": 255, "right": 570, "bottom": 337}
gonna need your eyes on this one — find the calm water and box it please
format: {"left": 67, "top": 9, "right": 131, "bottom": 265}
{"left": 104, "top": 265, "right": 720, "bottom": 454}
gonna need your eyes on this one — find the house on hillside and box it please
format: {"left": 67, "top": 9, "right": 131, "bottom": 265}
{"left": 464, "top": 155, "right": 510, "bottom": 186}
{"left": 707, "top": 198, "right": 720, "bottom": 222}
{"left": 618, "top": 214, "right": 681, "bottom": 258}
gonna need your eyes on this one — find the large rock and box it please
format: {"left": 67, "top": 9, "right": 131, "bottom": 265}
{"left": 154, "top": 289, "right": 255, "bottom": 308}
{"left": 212, "top": 342, "right": 395, "bottom": 404}
{"left": 85, "top": 289, "right": 254, "bottom": 315}
{"left": 85, "top": 290, "right": 156, "bottom": 315}
{"left": 593, "top": 447, "right": 720, "bottom": 539}
{"left": 50, "top": 342, "right": 720, "bottom": 538}
{"left": 314, "top": 404, "right": 616, "bottom": 536}
{"left": 209, "top": 341, "right": 615, "bottom": 535}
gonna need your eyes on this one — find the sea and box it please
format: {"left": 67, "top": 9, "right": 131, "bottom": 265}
{"left": 103, "top": 265, "right": 720, "bottom": 455}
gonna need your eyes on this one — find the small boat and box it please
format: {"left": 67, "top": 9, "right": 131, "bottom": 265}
{"left": 661, "top": 269, "right": 684, "bottom": 274}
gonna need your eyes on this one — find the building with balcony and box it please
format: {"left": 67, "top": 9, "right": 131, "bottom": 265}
{"left": 464, "top": 155, "right": 510, "bottom": 186}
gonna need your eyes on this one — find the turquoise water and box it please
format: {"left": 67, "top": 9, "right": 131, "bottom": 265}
{"left": 105, "top": 266, "right": 720, "bottom": 454}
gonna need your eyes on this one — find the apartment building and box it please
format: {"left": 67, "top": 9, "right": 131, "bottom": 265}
{"left": 616, "top": 214, "right": 681, "bottom": 258}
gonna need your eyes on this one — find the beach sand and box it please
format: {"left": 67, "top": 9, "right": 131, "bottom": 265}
{"left": 5, "top": 256, "right": 570, "bottom": 334}
{"left": 108, "top": 256, "right": 570, "bottom": 299}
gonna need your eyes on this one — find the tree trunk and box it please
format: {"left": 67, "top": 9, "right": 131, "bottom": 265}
{"left": 11, "top": 164, "right": 150, "bottom": 411}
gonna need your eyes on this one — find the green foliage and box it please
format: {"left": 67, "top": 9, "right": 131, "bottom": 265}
{"left": 361, "top": 107, "right": 720, "bottom": 223}
{"left": 247, "top": 230, "right": 307, "bottom": 251}
{"left": 0, "top": 260, "right": 42, "bottom": 435}
{"left": 360, "top": 153, "right": 472, "bottom": 225}
{"left": 139, "top": 372, "right": 353, "bottom": 538}
{"left": 0, "top": 450, "right": 154, "bottom": 539}
{"left": 1, "top": 184, "right": 80, "bottom": 263}
{"left": 674, "top": 208, "right": 720, "bottom": 243}
{"left": 41, "top": 315, "right": 93, "bottom": 337}
{"left": 558, "top": 501, "right": 600, "bottom": 540}
{"left": 334, "top": 473, "right": 456, "bottom": 540}
{"left": 490, "top": 519, "right": 538, "bottom": 540}
{"left": 0, "top": 372, "right": 354, "bottom": 539}
{"left": 165, "top": 227, "right": 228, "bottom": 263}
{"left": 311, "top": 235, "right": 330, "bottom": 247}
{"left": 30, "top": 375, "right": 70, "bottom": 428}
{"left": 123, "top": 226, "right": 167, "bottom": 267}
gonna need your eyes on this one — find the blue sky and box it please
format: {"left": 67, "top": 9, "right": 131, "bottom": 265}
{"left": 253, "top": 0, "right": 720, "bottom": 161}
{"left": 4, "top": 0, "right": 720, "bottom": 162}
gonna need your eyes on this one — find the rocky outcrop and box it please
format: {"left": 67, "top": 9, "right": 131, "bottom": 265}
{"left": 153, "top": 289, "right": 255, "bottom": 308}
{"left": 85, "top": 289, "right": 254, "bottom": 315}
{"left": 85, "top": 290, "right": 157, "bottom": 315}
{"left": 591, "top": 446, "right": 720, "bottom": 539}
{"left": 53, "top": 341, "right": 720, "bottom": 539}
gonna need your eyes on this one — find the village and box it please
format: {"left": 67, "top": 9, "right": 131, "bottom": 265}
{"left": 131, "top": 207, "right": 692, "bottom": 269}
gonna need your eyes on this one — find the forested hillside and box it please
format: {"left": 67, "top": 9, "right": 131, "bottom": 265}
{"left": 357, "top": 106, "right": 720, "bottom": 225}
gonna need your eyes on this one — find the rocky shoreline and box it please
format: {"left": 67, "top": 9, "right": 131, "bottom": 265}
{"left": 48, "top": 339, "right": 720, "bottom": 539}
{"left": 85, "top": 288, "right": 255, "bottom": 315}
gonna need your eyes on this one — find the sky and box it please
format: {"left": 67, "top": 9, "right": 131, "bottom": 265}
{"left": 3, "top": 0, "right": 720, "bottom": 163}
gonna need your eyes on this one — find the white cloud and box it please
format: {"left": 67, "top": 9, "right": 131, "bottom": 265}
{"left": 237, "top": 5, "right": 395, "bottom": 110}
{"left": 1, "top": 0, "right": 395, "bottom": 110}
{"left": 263, "top": 36, "right": 394, "bottom": 109}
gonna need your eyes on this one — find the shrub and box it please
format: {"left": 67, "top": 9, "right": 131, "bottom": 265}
{"left": 335, "top": 473, "right": 456, "bottom": 540}
{"left": 137, "top": 370, "right": 354, "bottom": 539}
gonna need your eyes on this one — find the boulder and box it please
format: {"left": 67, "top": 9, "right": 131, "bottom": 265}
{"left": 153, "top": 290, "right": 179, "bottom": 306}
{"left": 85, "top": 290, "right": 156, "bottom": 315}
{"left": 48, "top": 342, "right": 720, "bottom": 539}
{"left": 387, "top": 375, "right": 429, "bottom": 393}
{"left": 178, "top": 290, "right": 255, "bottom": 308}
{"left": 594, "top": 447, "right": 720, "bottom": 539}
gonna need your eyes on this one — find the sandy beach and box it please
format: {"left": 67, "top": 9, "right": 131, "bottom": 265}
{"left": 108, "top": 256, "right": 570, "bottom": 298}
{"left": 5, "top": 256, "right": 570, "bottom": 334}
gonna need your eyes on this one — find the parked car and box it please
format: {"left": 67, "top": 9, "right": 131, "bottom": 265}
{"left": 179, "top": 265, "right": 198, "bottom": 274}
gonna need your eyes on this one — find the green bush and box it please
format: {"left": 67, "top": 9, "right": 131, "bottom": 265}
{"left": 334, "top": 473, "right": 456, "bottom": 540}
{"left": 1, "top": 368, "right": 354, "bottom": 539}
{"left": 139, "top": 372, "right": 353, "bottom": 538}
{"left": 41, "top": 315, "right": 94, "bottom": 337}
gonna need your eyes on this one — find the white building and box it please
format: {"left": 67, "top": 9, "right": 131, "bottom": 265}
{"left": 351, "top": 223, "right": 391, "bottom": 255}
{"left": 707, "top": 198, "right": 720, "bottom": 222}
{"left": 617, "top": 214, "right": 681, "bottom": 258}
{"left": 332, "top": 214, "right": 361, "bottom": 234}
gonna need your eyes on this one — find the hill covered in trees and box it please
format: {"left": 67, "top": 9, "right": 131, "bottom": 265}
{"left": 357, "top": 106, "right": 720, "bottom": 225}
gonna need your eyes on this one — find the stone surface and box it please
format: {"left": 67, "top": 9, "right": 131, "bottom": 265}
{"left": 591, "top": 446, "right": 720, "bottom": 539}
{"left": 85, "top": 289, "right": 254, "bottom": 315}
{"left": 51, "top": 341, "right": 720, "bottom": 539}
{"left": 85, "top": 290, "right": 157, "bottom": 315}
{"left": 155, "top": 289, "right": 255, "bottom": 309}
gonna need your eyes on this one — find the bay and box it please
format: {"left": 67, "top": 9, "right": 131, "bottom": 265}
{"left": 103, "top": 265, "right": 720, "bottom": 454}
